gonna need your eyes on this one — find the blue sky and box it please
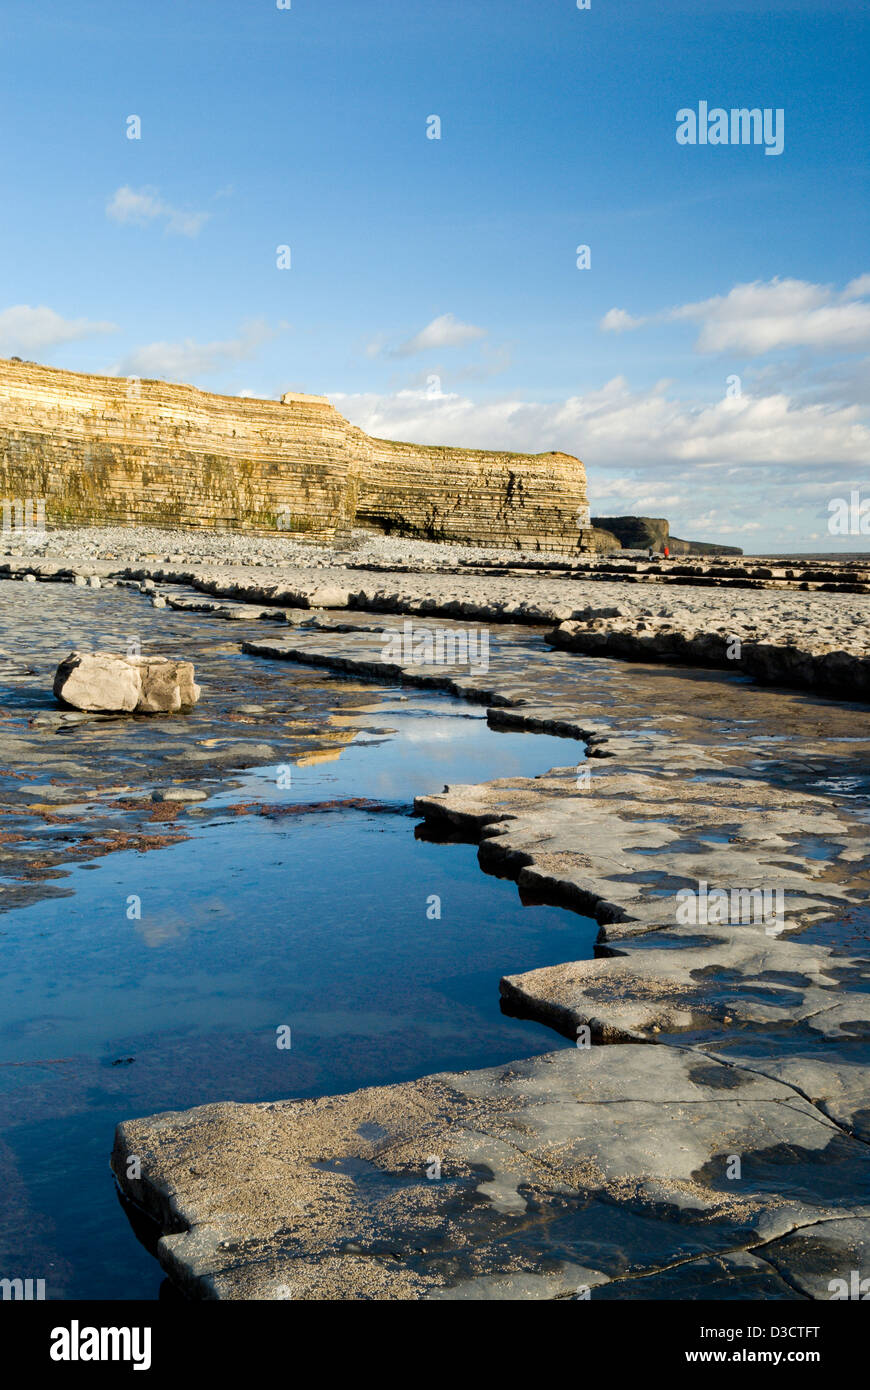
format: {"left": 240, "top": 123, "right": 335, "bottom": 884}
{"left": 1, "top": 0, "right": 868, "bottom": 550}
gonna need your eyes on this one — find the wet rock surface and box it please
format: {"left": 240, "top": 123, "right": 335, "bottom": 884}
{"left": 112, "top": 1044, "right": 870, "bottom": 1300}
{"left": 1, "top": 525, "right": 868, "bottom": 696}
{"left": 0, "top": 583, "right": 394, "bottom": 915}
{"left": 99, "top": 569, "right": 870, "bottom": 1300}
{"left": 1, "top": 537, "right": 868, "bottom": 1299}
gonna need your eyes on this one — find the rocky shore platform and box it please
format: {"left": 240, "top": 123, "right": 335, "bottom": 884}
{"left": 2, "top": 526, "right": 868, "bottom": 696}
{"left": 3, "top": 526, "right": 869, "bottom": 1299}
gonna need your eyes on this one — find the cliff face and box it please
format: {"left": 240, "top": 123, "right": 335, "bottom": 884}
{"left": 0, "top": 360, "right": 355, "bottom": 541}
{"left": 0, "top": 359, "right": 589, "bottom": 551}
{"left": 354, "top": 430, "right": 588, "bottom": 550}
{"left": 592, "top": 515, "right": 743, "bottom": 557}
{"left": 669, "top": 535, "right": 743, "bottom": 557}
{"left": 592, "top": 516, "right": 671, "bottom": 551}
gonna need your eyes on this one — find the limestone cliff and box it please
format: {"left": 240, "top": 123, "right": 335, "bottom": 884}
{"left": 592, "top": 516, "right": 671, "bottom": 551}
{"left": 0, "top": 360, "right": 355, "bottom": 541}
{"left": 0, "top": 359, "right": 589, "bottom": 551}
{"left": 592, "top": 515, "right": 743, "bottom": 557}
{"left": 353, "top": 429, "right": 588, "bottom": 550}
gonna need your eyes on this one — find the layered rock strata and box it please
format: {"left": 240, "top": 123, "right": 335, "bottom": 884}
{"left": 0, "top": 358, "right": 589, "bottom": 550}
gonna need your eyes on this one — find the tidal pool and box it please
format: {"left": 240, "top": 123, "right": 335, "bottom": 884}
{"left": 0, "top": 678, "right": 593, "bottom": 1299}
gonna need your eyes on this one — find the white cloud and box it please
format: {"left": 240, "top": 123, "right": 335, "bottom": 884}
{"left": 392, "top": 313, "right": 486, "bottom": 357}
{"left": 334, "top": 379, "right": 868, "bottom": 469}
{"left": 0, "top": 304, "right": 116, "bottom": 355}
{"left": 672, "top": 277, "right": 870, "bottom": 354}
{"left": 112, "top": 319, "right": 276, "bottom": 380}
{"left": 331, "top": 379, "right": 869, "bottom": 548}
{"left": 600, "top": 307, "right": 646, "bottom": 333}
{"left": 106, "top": 185, "right": 210, "bottom": 238}
{"left": 601, "top": 275, "right": 870, "bottom": 356}
{"left": 843, "top": 274, "right": 870, "bottom": 299}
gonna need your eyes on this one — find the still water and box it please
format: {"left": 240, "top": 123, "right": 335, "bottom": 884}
{"left": 0, "top": 691, "right": 593, "bottom": 1298}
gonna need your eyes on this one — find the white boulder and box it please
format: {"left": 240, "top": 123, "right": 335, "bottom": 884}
{"left": 53, "top": 651, "right": 201, "bottom": 713}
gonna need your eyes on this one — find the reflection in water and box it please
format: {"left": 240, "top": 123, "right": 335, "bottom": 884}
{"left": 0, "top": 690, "right": 592, "bottom": 1300}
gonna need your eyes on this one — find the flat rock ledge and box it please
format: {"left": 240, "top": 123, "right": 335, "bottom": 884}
{"left": 3, "top": 553, "right": 867, "bottom": 696}
{"left": 549, "top": 618, "right": 870, "bottom": 698}
{"left": 53, "top": 651, "right": 200, "bottom": 713}
{"left": 112, "top": 690, "right": 870, "bottom": 1298}
{"left": 15, "top": 536, "right": 858, "bottom": 1298}
{"left": 107, "top": 594, "right": 869, "bottom": 1299}
{"left": 112, "top": 1044, "right": 870, "bottom": 1300}
{"left": 414, "top": 761, "right": 870, "bottom": 1138}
